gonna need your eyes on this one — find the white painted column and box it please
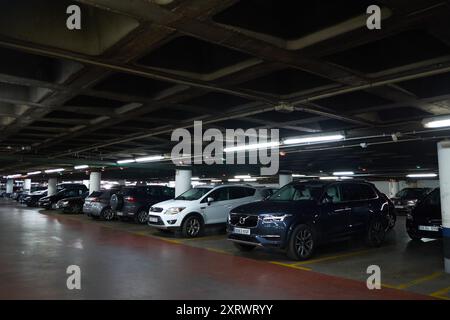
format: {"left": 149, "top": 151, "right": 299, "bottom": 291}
{"left": 279, "top": 173, "right": 293, "bottom": 188}
{"left": 6, "top": 179, "right": 13, "bottom": 194}
{"left": 48, "top": 178, "right": 57, "bottom": 196}
{"left": 389, "top": 180, "right": 399, "bottom": 198}
{"left": 438, "top": 141, "right": 450, "bottom": 273}
{"left": 175, "top": 168, "right": 192, "bottom": 197}
{"left": 24, "top": 179, "right": 32, "bottom": 193}
{"left": 89, "top": 172, "right": 101, "bottom": 194}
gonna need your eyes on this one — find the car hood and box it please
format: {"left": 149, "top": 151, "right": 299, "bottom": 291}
{"left": 151, "top": 199, "right": 196, "bottom": 209}
{"left": 231, "top": 200, "right": 317, "bottom": 215}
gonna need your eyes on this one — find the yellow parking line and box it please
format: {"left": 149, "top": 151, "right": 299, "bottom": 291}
{"left": 395, "top": 272, "right": 443, "bottom": 290}
{"left": 293, "top": 249, "right": 373, "bottom": 266}
{"left": 430, "top": 285, "right": 450, "bottom": 300}
{"left": 381, "top": 283, "right": 400, "bottom": 289}
{"left": 270, "top": 261, "right": 312, "bottom": 271}
{"left": 206, "top": 247, "right": 231, "bottom": 255}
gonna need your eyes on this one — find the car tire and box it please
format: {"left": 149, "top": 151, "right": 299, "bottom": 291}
{"left": 408, "top": 231, "right": 422, "bottom": 241}
{"left": 233, "top": 242, "right": 256, "bottom": 252}
{"left": 365, "top": 219, "right": 386, "bottom": 247}
{"left": 135, "top": 209, "right": 149, "bottom": 224}
{"left": 385, "top": 212, "right": 396, "bottom": 231}
{"left": 181, "top": 215, "right": 203, "bottom": 238}
{"left": 287, "top": 224, "right": 316, "bottom": 261}
{"left": 101, "top": 208, "right": 115, "bottom": 221}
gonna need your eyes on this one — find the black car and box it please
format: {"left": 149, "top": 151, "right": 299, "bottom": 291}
{"left": 83, "top": 189, "right": 120, "bottom": 221}
{"left": 110, "top": 186, "right": 175, "bottom": 224}
{"left": 38, "top": 185, "right": 88, "bottom": 209}
{"left": 391, "top": 188, "right": 432, "bottom": 214}
{"left": 23, "top": 190, "right": 48, "bottom": 207}
{"left": 227, "top": 180, "right": 395, "bottom": 260}
{"left": 56, "top": 191, "right": 89, "bottom": 214}
{"left": 406, "top": 188, "right": 442, "bottom": 240}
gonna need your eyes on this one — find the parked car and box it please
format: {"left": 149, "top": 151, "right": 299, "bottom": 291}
{"left": 226, "top": 180, "right": 395, "bottom": 261}
{"left": 406, "top": 188, "right": 442, "bottom": 241}
{"left": 84, "top": 189, "right": 120, "bottom": 221}
{"left": 56, "top": 191, "right": 89, "bottom": 213}
{"left": 38, "top": 185, "right": 88, "bottom": 209}
{"left": 391, "top": 187, "right": 432, "bottom": 214}
{"left": 18, "top": 187, "right": 46, "bottom": 204}
{"left": 110, "top": 186, "right": 175, "bottom": 224}
{"left": 23, "top": 190, "right": 48, "bottom": 207}
{"left": 148, "top": 185, "right": 272, "bottom": 237}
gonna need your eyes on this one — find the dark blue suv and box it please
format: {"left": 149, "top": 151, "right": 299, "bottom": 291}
{"left": 227, "top": 180, "right": 395, "bottom": 260}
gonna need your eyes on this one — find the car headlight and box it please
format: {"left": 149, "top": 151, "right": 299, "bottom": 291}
{"left": 406, "top": 200, "right": 418, "bottom": 206}
{"left": 262, "top": 214, "right": 292, "bottom": 223}
{"left": 165, "top": 207, "right": 186, "bottom": 215}
{"left": 60, "top": 201, "right": 69, "bottom": 206}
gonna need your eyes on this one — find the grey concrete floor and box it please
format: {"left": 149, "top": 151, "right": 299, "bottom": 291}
{"left": 1, "top": 199, "right": 449, "bottom": 299}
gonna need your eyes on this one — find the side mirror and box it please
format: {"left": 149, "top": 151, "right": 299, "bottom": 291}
{"left": 207, "top": 197, "right": 215, "bottom": 205}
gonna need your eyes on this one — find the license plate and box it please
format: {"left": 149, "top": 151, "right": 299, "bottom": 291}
{"left": 233, "top": 227, "right": 251, "bottom": 235}
{"left": 418, "top": 225, "right": 440, "bottom": 232}
{"left": 116, "top": 211, "right": 123, "bottom": 216}
{"left": 149, "top": 217, "right": 158, "bottom": 223}
{"left": 395, "top": 205, "right": 404, "bottom": 209}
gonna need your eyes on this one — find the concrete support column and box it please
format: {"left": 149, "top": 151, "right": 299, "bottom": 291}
{"left": 6, "top": 179, "right": 13, "bottom": 194}
{"left": 89, "top": 172, "right": 101, "bottom": 194}
{"left": 279, "top": 173, "right": 293, "bottom": 188}
{"left": 175, "top": 168, "right": 192, "bottom": 197}
{"left": 438, "top": 141, "right": 450, "bottom": 273}
{"left": 389, "top": 180, "right": 399, "bottom": 198}
{"left": 24, "top": 179, "right": 32, "bottom": 193}
{"left": 48, "top": 178, "right": 57, "bottom": 196}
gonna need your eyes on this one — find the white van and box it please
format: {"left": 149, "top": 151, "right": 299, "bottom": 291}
{"left": 147, "top": 185, "right": 274, "bottom": 237}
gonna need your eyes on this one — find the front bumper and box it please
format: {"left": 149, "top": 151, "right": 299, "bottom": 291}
{"left": 147, "top": 213, "right": 179, "bottom": 229}
{"left": 406, "top": 219, "right": 442, "bottom": 239}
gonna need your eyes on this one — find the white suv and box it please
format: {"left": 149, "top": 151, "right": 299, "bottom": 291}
{"left": 148, "top": 185, "right": 274, "bottom": 237}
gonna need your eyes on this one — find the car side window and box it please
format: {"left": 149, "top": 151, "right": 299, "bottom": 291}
{"left": 229, "top": 187, "right": 254, "bottom": 199}
{"left": 323, "top": 185, "right": 343, "bottom": 203}
{"left": 208, "top": 188, "right": 229, "bottom": 202}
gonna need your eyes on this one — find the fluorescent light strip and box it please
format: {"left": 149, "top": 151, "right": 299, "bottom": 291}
{"left": 74, "top": 165, "right": 89, "bottom": 170}
{"left": 244, "top": 178, "right": 257, "bottom": 182}
{"left": 235, "top": 175, "right": 251, "bottom": 179}
{"left": 407, "top": 173, "right": 438, "bottom": 178}
{"left": 27, "top": 171, "right": 42, "bottom": 176}
{"left": 224, "top": 141, "right": 280, "bottom": 153}
{"left": 45, "top": 168, "right": 65, "bottom": 174}
{"left": 228, "top": 179, "right": 240, "bottom": 182}
{"left": 284, "top": 134, "right": 345, "bottom": 145}
{"left": 292, "top": 174, "right": 306, "bottom": 177}
{"left": 423, "top": 115, "right": 450, "bottom": 128}
{"left": 333, "top": 171, "right": 355, "bottom": 176}
{"left": 135, "top": 155, "right": 165, "bottom": 163}
{"left": 117, "top": 159, "right": 136, "bottom": 164}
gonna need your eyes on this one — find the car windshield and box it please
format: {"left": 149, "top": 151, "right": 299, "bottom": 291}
{"left": 396, "top": 188, "right": 429, "bottom": 199}
{"left": 175, "top": 188, "right": 211, "bottom": 201}
{"left": 269, "top": 184, "right": 324, "bottom": 201}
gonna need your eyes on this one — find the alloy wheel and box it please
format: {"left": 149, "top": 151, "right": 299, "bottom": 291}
{"left": 103, "top": 209, "right": 114, "bottom": 221}
{"left": 187, "top": 218, "right": 200, "bottom": 237}
{"left": 294, "top": 229, "right": 314, "bottom": 258}
{"left": 137, "top": 211, "right": 148, "bottom": 224}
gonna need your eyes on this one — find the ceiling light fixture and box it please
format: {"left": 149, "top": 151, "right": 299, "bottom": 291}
{"left": 135, "top": 155, "right": 165, "bottom": 163}
{"left": 423, "top": 115, "right": 450, "bottom": 128}
{"left": 45, "top": 168, "right": 65, "bottom": 174}
{"left": 117, "top": 159, "right": 136, "bottom": 164}
{"left": 224, "top": 141, "right": 280, "bottom": 153}
{"left": 333, "top": 171, "right": 355, "bottom": 176}
{"left": 74, "top": 165, "right": 89, "bottom": 170}
{"left": 27, "top": 171, "right": 42, "bottom": 176}
{"left": 235, "top": 175, "right": 251, "bottom": 179}
{"left": 406, "top": 173, "right": 438, "bottom": 178}
{"left": 284, "top": 133, "right": 345, "bottom": 145}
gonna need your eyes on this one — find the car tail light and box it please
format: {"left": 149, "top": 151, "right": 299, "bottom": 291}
{"left": 125, "top": 196, "right": 136, "bottom": 202}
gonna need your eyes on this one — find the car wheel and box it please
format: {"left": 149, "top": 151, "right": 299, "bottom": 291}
{"left": 408, "top": 231, "right": 422, "bottom": 241}
{"left": 287, "top": 224, "right": 316, "bottom": 261}
{"left": 233, "top": 242, "right": 256, "bottom": 252}
{"left": 135, "top": 210, "right": 149, "bottom": 224}
{"left": 366, "top": 219, "right": 386, "bottom": 247}
{"left": 101, "top": 208, "right": 115, "bottom": 221}
{"left": 386, "top": 212, "right": 396, "bottom": 231}
{"left": 181, "top": 215, "right": 203, "bottom": 238}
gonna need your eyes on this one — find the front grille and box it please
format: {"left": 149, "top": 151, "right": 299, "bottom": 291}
{"left": 229, "top": 213, "right": 259, "bottom": 228}
{"left": 150, "top": 207, "right": 164, "bottom": 213}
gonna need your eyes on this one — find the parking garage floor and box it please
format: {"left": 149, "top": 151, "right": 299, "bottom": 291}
{"left": 1, "top": 199, "right": 449, "bottom": 300}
